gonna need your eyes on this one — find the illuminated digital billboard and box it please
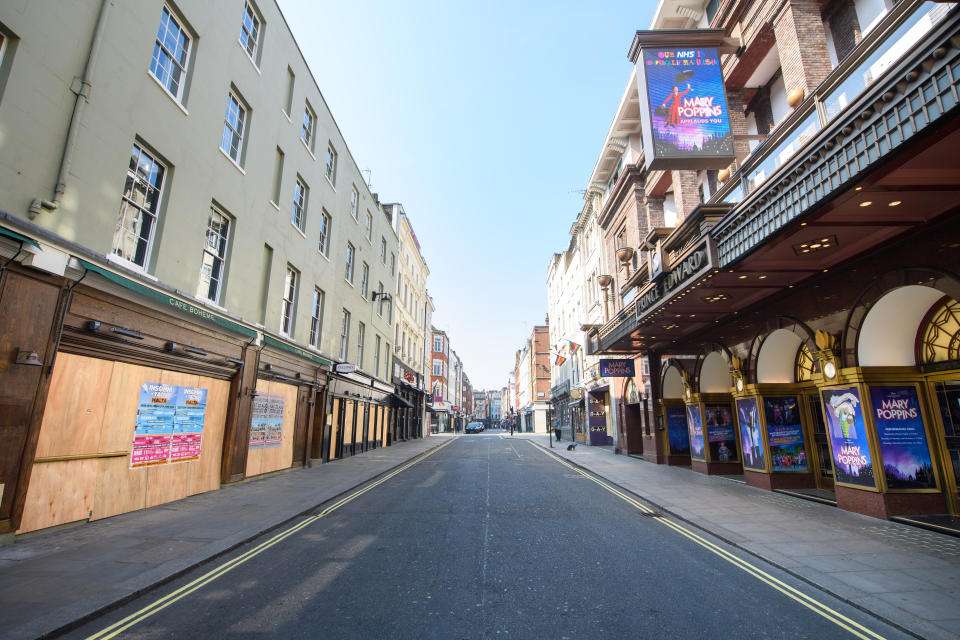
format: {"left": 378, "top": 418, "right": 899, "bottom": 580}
{"left": 636, "top": 46, "right": 735, "bottom": 170}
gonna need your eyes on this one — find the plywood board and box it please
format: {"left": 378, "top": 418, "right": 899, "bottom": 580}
{"left": 99, "top": 362, "right": 162, "bottom": 452}
{"left": 36, "top": 353, "right": 113, "bottom": 457}
{"left": 329, "top": 398, "right": 341, "bottom": 460}
{"left": 17, "top": 460, "right": 97, "bottom": 533}
{"left": 92, "top": 455, "right": 146, "bottom": 520}
{"left": 189, "top": 377, "right": 228, "bottom": 496}
{"left": 245, "top": 381, "right": 298, "bottom": 477}
{"left": 344, "top": 401, "right": 355, "bottom": 444}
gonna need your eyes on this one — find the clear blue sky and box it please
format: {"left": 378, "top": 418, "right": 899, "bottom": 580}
{"left": 277, "top": 1, "right": 656, "bottom": 390}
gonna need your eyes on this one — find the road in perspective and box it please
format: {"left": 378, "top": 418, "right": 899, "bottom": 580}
{"left": 64, "top": 434, "right": 909, "bottom": 640}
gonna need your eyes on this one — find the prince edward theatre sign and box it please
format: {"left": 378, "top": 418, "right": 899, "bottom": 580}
{"left": 636, "top": 238, "right": 715, "bottom": 321}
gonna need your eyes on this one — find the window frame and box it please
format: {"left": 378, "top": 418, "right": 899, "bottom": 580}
{"left": 196, "top": 204, "right": 232, "bottom": 304}
{"left": 309, "top": 287, "right": 324, "bottom": 348}
{"left": 292, "top": 176, "right": 308, "bottom": 232}
{"left": 350, "top": 185, "right": 359, "bottom": 220}
{"left": 365, "top": 210, "right": 373, "bottom": 241}
{"left": 357, "top": 321, "right": 366, "bottom": 366}
{"left": 280, "top": 265, "right": 299, "bottom": 337}
{"left": 317, "top": 209, "right": 331, "bottom": 256}
{"left": 374, "top": 334, "right": 381, "bottom": 378}
{"left": 302, "top": 101, "right": 316, "bottom": 152}
{"left": 325, "top": 143, "right": 337, "bottom": 185}
{"left": 149, "top": 5, "right": 192, "bottom": 104}
{"left": 380, "top": 237, "right": 387, "bottom": 264}
{"left": 339, "top": 308, "right": 350, "bottom": 361}
{"left": 112, "top": 142, "right": 167, "bottom": 271}
{"left": 344, "top": 242, "right": 355, "bottom": 283}
{"left": 239, "top": 1, "right": 262, "bottom": 65}
{"left": 220, "top": 89, "right": 249, "bottom": 166}
{"left": 360, "top": 262, "right": 369, "bottom": 299}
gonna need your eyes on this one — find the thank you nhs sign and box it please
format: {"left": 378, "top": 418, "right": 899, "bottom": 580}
{"left": 636, "top": 46, "right": 734, "bottom": 170}
{"left": 600, "top": 359, "right": 635, "bottom": 377}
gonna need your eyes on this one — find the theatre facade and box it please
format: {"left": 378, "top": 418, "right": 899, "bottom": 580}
{"left": 586, "top": 1, "right": 960, "bottom": 523}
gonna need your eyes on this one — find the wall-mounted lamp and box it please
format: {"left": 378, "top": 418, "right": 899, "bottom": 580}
{"left": 16, "top": 349, "right": 43, "bottom": 366}
{"left": 165, "top": 342, "right": 178, "bottom": 352}
{"left": 263, "top": 363, "right": 273, "bottom": 372}
{"left": 110, "top": 327, "right": 144, "bottom": 339}
{"left": 371, "top": 291, "right": 392, "bottom": 302}
{"left": 223, "top": 357, "right": 244, "bottom": 367}
{"left": 184, "top": 346, "right": 208, "bottom": 356}
{"left": 86, "top": 320, "right": 101, "bottom": 332}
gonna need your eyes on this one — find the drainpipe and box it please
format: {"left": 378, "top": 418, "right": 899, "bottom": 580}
{"left": 29, "top": 0, "right": 113, "bottom": 220}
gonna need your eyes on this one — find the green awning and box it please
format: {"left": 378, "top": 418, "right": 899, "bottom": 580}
{"left": 263, "top": 335, "right": 332, "bottom": 367}
{"left": 78, "top": 259, "right": 257, "bottom": 339}
{"left": 0, "top": 225, "right": 41, "bottom": 249}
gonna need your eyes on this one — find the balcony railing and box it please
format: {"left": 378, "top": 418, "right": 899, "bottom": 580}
{"left": 713, "top": 0, "right": 955, "bottom": 205}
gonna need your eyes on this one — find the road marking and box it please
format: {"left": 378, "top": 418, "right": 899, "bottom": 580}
{"left": 532, "top": 443, "right": 888, "bottom": 640}
{"left": 84, "top": 439, "right": 455, "bottom": 640}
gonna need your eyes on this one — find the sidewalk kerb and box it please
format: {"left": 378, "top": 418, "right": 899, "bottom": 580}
{"left": 26, "top": 439, "right": 450, "bottom": 640}
{"left": 524, "top": 438, "right": 931, "bottom": 640}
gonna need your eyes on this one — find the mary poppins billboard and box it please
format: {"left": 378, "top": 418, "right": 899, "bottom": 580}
{"left": 636, "top": 46, "right": 734, "bottom": 170}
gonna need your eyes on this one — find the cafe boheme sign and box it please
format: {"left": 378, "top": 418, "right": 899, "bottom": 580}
{"left": 636, "top": 239, "right": 715, "bottom": 321}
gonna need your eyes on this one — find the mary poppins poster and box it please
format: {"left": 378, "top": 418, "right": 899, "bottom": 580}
{"left": 640, "top": 47, "right": 734, "bottom": 164}
{"left": 822, "top": 387, "right": 875, "bottom": 487}
{"left": 870, "top": 386, "right": 936, "bottom": 490}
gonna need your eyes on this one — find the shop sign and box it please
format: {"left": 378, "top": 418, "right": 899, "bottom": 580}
{"left": 403, "top": 370, "right": 416, "bottom": 384}
{"left": 599, "top": 359, "right": 635, "bottom": 377}
{"left": 822, "top": 387, "right": 875, "bottom": 487}
{"left": 249, "top": 392, "right": 285, "bottom": 449}
{"left": 636, "top": 242, "right": 714, "bottom": 320}
{"left": 130, "top": 383, "right": 207, "bottom": 468}
{"left": 666, "top": 406, "right": 689, "bottom": 455}
{"left": 636, "top": 46, "right": 734, "bottom": 170}
{"left": 335, "top": 363, "right": 357, "bottom": 374}
{"left": 686, "top": 404, "right": 705, "bottom": 460}
{"left": 869, "top": 386, "right": 936, "bottom": 490}
{"left": 763, "top": 397, "right": 807, "bottom": 471}
{"left": 737, "top": 397, "right": 765, "bottom": 471}
{"left": 704, "top": 404, "right": 737, "bottom": 462}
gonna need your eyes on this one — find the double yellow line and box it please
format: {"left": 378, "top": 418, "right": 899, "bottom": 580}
{"left": 85, "top": 439, "right": 454, "bottom": 640}
{"left": 533, "top": 443, "right": 888, "bottom": 640}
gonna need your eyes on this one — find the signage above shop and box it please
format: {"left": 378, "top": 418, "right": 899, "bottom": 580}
{"left": 635, "top": 43, "right": 734, "bottom": 170}
{"left": 636, "top": 238, "right": 716, "bottom": 322}
{"left": 599, "top": 359, "right": 635, "bottom": 377}
{"left": 335, "top": 364, "right": 356, "bottom": 374}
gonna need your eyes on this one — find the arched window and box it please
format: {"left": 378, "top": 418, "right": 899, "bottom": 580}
{"left": 920, "top": 297, "right": 960, "bottom": 364}
{"left": 795, "top": 344, "right": 816, "bottom": 382}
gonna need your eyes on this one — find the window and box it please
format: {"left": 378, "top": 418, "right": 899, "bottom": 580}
{"left": 339, "top": 309, "right": 350, "bottom": 361}
{"left": 196, "top": 206, "right": 230, "bottom": 303}
{"left": 350, "top": 185, "right": 359, "bottom": 220}
{"left": 239, "top": 2, "right": 261, "bottom": 61}
{"left": 112, "top": 143, "right": 166, "bottom": 269}
{"left": 360, "top": 262, "right": 369, "bottom": 298}
{"left": 365, "top": 211, "right": 372, "bottom": 240}
{"left": 374, "top": 335, "right": 381, "bottom": 378}
{"left": 150, "top": 6, "right": 190, "bottom": 102}
{"left": 433, "top": 359, "right": 443, "bottom": 377}
{"left": 380, "top": 237, "right": 387, "bottom": 263}
{"left": 221, "top": 90, "right": 247, "bottom": 165}
{"left": 390, "top": 252, "right": 396, "bottom": 276}
{"left": 357, "top": 322, "right": 365, "bottom": 366}
{"left": 345, "top": 242, "right": 355, "bottom": 283}
{"left": 318, "top": 209, "right": 331, "bottom": 255}
{"left": 292, "top": 177, "right": 307, "bottom": 231}
{"left": 309, "top": 287, "right": 324, "bottom": 347}
{"left": 377, "top": 282, "right": 385, "bottom": 316}
{"left": 325, "top": 144, "right": 337, "bottom": 184}
{"left": 302, "top": 102, "right": 315, "bottom": 151}
{"left": 433, "top": 335, "right": 443, "bottom": 352}
{"left": 271, "top": 147, "right": 284, "bottom": 205}
{"left": 283, "top": 66, "right": 295, "bottom": 116}
{"left": 280, "top": 266, "right": 298, "bottom": 336}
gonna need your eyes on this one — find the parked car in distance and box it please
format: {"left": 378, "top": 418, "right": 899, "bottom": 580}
{"left": 465, "top": 422, "right": 484, "bottom": 434}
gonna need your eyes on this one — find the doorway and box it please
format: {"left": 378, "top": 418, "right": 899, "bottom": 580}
{"left": 933, "top": 379, "right": 960, "bottom": 515}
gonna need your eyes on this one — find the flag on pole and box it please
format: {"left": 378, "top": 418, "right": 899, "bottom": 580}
{"left": 555, "top": 354, "right": 566, "bottom": 366}
{"left": 569, "top": 341, "right": 581, "bottom": 354}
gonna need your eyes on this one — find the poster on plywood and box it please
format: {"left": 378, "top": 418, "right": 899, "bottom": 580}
{"left": 249, "top": 392, "right": 285, "bottom": 449}
{"left": 130, "top": 383, "right": 208, "bottom": 468}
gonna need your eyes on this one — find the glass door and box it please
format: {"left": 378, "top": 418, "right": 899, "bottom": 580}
{"left": 933, "top": 380, "right": 960, "bottom": 515}
{"left": 806, "top": 395, "right": 834, "bottom": 491}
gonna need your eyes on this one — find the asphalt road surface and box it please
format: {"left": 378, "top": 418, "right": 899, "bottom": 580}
{"left": 65, "top": 433, "right": 911, "bottom": 639}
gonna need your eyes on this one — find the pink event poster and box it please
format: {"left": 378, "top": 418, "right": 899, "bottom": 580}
{"left": 130, "top": 383, "right": 207, "bottom": 468}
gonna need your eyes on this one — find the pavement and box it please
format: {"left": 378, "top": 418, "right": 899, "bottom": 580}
{"left": 513, "top": 433, "right": 960, "bottom": 640}
{"left": 0, "top": 436, "right": 448, "bottom": 640}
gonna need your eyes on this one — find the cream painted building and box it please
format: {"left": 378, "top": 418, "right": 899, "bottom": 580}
{"left": 0, "top": 0, "right": 398, "bottom": 377}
